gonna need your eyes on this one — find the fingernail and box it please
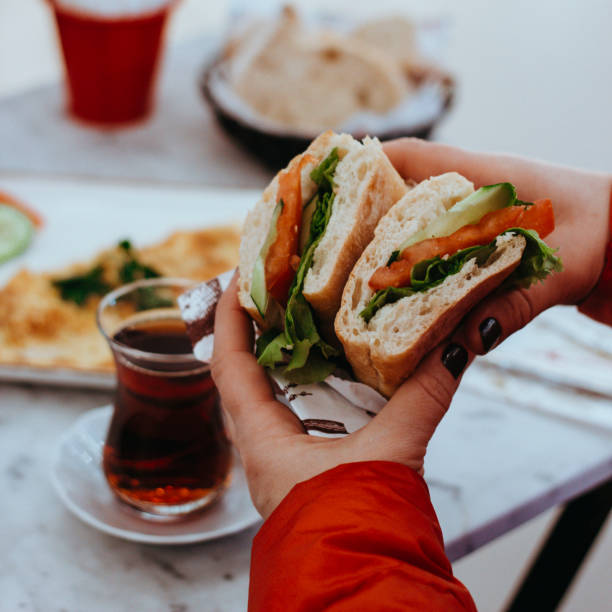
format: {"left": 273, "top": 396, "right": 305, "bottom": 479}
{"left": 479, "top": 317, "right": 502, "bottom": 353}
{"left": 441, "top": 343, "right": 468, "bottom": 379}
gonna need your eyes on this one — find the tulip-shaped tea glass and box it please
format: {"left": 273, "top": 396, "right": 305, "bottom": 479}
{"left": 97, "top": 278, "right": 232, "bottom": 519}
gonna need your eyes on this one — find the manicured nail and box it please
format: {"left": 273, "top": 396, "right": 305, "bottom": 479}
{"left": 479, "top": 317, "right": 502, "bottom": 353}
{"left": 441, "top": 343, "right": 468, "bottom": 379}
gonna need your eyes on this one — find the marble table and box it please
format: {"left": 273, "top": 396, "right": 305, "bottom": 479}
{"left": 2, "top": 370, "right": 611, "bottom": 611}
{"left": 0, "top": 384, "right": 255, "bottom": 612}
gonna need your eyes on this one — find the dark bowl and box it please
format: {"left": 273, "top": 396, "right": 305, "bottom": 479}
{"left": 200, "top": 56, "right": 455, "bottom": 169}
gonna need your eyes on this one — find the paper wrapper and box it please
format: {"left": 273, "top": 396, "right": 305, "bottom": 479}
{"left": 178, "top": 272, "right": 386, "bottom": 438}
{"left": 179, "top": 275, "right": 612, "bottom": 436}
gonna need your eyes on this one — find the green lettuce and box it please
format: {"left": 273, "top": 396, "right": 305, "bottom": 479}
{"left": 503, "top": 227, "right": 563, "bottom": 287}
{"left": 360, "top": 242, "right": 497, "bottom": 323}
{"left": 410, "top": 243, "right": 497, "bottom": 291}
{"left": 310, "top": 148, "right": 339, "bottom": 191}
{"left": 360, "top": 229, "right": 562, "bottom": 323}
{"left": 358, "top": 286, "right": 416, "bottom": 324}
{"left": 256, "top": 149, "right": 341, "bottom": 383}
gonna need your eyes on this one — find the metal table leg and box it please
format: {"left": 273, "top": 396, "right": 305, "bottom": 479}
{"left": 505, "top": 478, "right": 612, "bottom": 612}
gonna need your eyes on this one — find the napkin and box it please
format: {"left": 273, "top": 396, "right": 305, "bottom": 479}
{"left": 178, "top": 272, "right": 386, "bottom": 438}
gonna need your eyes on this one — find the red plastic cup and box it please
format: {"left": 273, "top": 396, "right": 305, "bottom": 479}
{"left": 48, "top": 0, "right": 177, "bottom": 125}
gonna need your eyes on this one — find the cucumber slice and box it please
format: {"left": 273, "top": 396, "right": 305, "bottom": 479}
{"left": 0, "top": 204, "right": 33, "bottom": 263}
{"left": 397, "top": 183, "right": 516, "bottom": 253}
{"left": 451, "top": 182, "right": 516, "bottom": 215}
{"left": 299, "top": 195, "right": 317, "bottom": 255}
{"left": 250, "top": 201, "right": 283, "bottom": 318}
{"left": 250, "top": 255, "right": 268, "bottom": 317}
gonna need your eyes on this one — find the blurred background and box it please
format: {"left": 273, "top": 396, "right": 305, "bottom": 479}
{"left": 0, "top": 1, "right": 610, "bottom": 611}
{"left": 2, "top": 0, "right": 611, "bottom": 184}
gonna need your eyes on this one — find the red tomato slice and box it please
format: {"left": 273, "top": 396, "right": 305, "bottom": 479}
{"left": 265, "top": 155, "right": 316, "bottom": 305}
{"left": 0, "top": 190, "right": 44, "bottom": 227}
{"left": 369, "top": 199, "right": 555, "bottom": 291}
{"left": 521, "top": 199, "right": 554, "bottom": 238}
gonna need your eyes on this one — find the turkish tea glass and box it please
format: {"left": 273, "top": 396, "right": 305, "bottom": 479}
{"left": 97, "top": 278, "right": 232, "bottom": 520}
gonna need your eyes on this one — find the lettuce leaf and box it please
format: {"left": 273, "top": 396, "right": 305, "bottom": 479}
{"left": 410, "top": 243, "right": 497, "bottom": 291}
{"left": 360, "top": 242, "right": 497, "bottom": 323}
{"left": 359, "top": 229, "right": 562, "bottom": 323}
{"left": 255, "top": 328, "right": 287, "bottom": 366}
{"left": 256, "top": 149, "right": 340, "bottom": 383}
{"left": 358, "top": 286, "right": 415, "bottom": 324}
{"left": 310, "top": 147, "right": 339, "bottom": 191}
{"left": 502, "top": 227, "right": 563, "bottom": 287}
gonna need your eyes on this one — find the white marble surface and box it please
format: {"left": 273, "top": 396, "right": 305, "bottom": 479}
{"left": 2, "top": 371, "right": 611, "bottom": 610}
{"left": 429, "top": 387, "right": 612, "bottom": 561}
{"left": 0, "top": 385, "right": 257, "bottom": 612}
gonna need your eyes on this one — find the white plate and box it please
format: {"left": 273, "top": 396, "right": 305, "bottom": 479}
{"left": 0, "top": 176, "right": 257, "bottom": 389}
{"left": 0, "top": 364, "right": 115, "bottom": 389}
{"left": 50, "top": 406, "right": 261, "bottom": 544}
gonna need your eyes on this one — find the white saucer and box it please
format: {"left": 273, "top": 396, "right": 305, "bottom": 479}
{"left": 51, "top": 406, "right": 261, "bottom": 544}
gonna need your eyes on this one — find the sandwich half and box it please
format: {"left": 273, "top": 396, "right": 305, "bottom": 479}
{"left": 336, "top": 172, "right": 562, "bottom": 397}
{"left": 239, "top": 130, "right": 408, "bottom": 383}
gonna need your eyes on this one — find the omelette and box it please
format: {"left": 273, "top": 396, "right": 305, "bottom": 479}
{"left": 0, "top": 227, "right": 240, "bottom": 372}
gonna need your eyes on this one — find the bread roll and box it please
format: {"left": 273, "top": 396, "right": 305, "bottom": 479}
{"left": 335, "top": 173, "right": 526, "bottom": 396}
{"left": 238, "top": 131, "right": 408, "bottom": 333}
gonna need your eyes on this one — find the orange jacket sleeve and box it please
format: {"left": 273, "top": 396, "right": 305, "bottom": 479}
{"left": 249, "top": 461, "right": 476, "bottom": 611}
{"left": 578, "top": 183, "right": 612, "bottom": 325}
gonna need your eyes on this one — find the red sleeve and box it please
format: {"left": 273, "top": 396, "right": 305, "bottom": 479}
{"left": 249, "top": 461, "right": 476, "bottom": 611}
{"left": 578, "top": 183, "right": 612, "bottom": 325}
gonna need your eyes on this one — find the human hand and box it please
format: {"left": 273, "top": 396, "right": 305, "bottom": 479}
{"left": 212, "top": 274, "right": 474, "bottom": 519}
{"left": 214, "top": 143, "right": 610, "bottom": 518}
{"left": 383, "top": 138, "right": 612, "bottom": 350}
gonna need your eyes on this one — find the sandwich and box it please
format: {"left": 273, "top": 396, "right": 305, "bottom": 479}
{"left": 336, "top": 172, "right": 562, "bottom": 397}
{"left": 238, "top": 131, "right": 408, "bottom": 383}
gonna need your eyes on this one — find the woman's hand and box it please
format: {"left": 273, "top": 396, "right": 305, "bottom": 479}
{"left": 383, "top": 138, "right": 612, "bottom": 350}
{"left": 212, "top": 274, "right": 474, "bottom": 519}
{"left": 213, "top": 141, "right": 611, "bottom": 519}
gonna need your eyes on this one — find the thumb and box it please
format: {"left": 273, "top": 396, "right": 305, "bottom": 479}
{"left": 461, "top": 275, "right": 564, "bottom": 356}
{"left": 363, "top": 333, "right": 475, "bottom": 467}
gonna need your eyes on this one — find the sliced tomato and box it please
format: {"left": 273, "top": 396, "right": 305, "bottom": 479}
{"left": 265, "top": 155, "right": 316, "bottom": 304}
{"left": 290, "top": 254, "right": 301, "bottom": 271}
{"left": 521, "top": 199, "right": 554, "bottom": 238}
{"left": 0, "top": 190, "right": 43, "bottom": 227}
{"left": 369, "top": 199, "right": 555, "bottom": 291}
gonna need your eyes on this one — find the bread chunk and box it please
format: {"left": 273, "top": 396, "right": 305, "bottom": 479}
{"left": 336, "top": 174, "right": 526, "bottom": 396}
{"left": 238, "top": 131, "right": 408, "bottom": 333}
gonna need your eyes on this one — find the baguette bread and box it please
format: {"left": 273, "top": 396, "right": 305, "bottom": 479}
{"left": 238, "top": 130, "right": 408, "bottom": 332}
{"left": 229, "top": 7, "right": 409, "bottom": 132}
{"left": 335, "top": 173, "right": 527, "bottom": 397}
{"left": 352, "top": 16, "right": 419, "bottom": 71}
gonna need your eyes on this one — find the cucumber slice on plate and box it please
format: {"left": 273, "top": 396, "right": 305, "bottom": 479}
{"left": 0, "top": 204, "right": 33, "bottom": 263}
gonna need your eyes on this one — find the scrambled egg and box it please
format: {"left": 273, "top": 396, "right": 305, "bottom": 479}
{"left": 0, "top": 227, "right": 240, "bottom": 372}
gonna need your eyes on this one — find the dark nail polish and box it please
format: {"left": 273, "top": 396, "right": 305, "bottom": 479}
{"left": 479, "top": 317, "right": 502, "bottom": 353}
{"left": 441, "top": 343, "right": 468, "bottom": 379}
